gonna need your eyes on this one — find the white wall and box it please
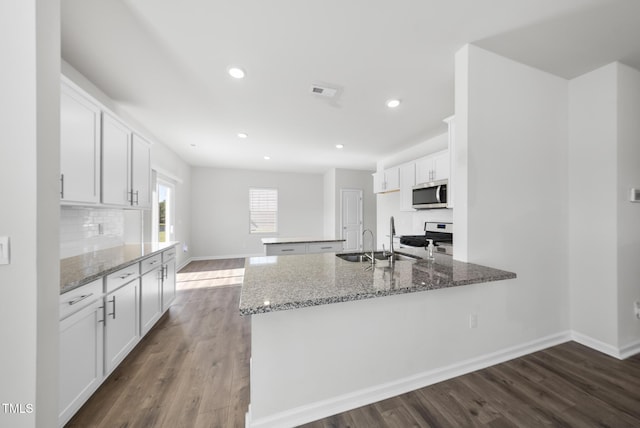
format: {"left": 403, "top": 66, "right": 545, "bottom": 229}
{"left": 458, "top": 44, "right": 570, "bottom": 340}
{"left": 568, "top": 62, "right": 640, "bottom": 354}
{"left": 191, "top": 167, "right": 324, "bottom": 258}
{"left": 568, "top": 64, "right": 619, "bottom": 347}
{"left": 323, "top": 169, "right": 336, "bottom": 238}
{"left": 616, "top": 64, "right": 640, "bottom": 350}
{"left": 0, "top": 1, "right": 60, "bottom": 426}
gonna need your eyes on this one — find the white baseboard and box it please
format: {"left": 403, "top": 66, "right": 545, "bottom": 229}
{"left": 571, "top": 331, "right": 640, "bottom": 360}
{"left": 176, "top": 257, "right": 193, "bottom": 271}
{"left": 619, "top": 339, "right": 640, "bottom": 360}
{"left": 247, "top": 331, "right": 572, "bottom": 428}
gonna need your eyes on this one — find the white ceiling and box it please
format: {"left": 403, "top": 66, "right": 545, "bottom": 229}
{"left": 61, "top": 0, "right": 640, "bottom": 174}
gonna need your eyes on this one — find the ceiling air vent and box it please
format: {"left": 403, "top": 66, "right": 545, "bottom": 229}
{"left": 310, "top": 84, "right": 338, "bottom": 98}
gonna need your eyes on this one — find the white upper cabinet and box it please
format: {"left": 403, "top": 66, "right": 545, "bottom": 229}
{"left": 399, "top": 162, "right": 416, "bottom": 212}
{"left": 101, "top": 115, "right": 152, "bottom": 208}
{"left": 131, "top": 134, "right": 151, "bottom": 208}
{"left": 373, "top": 166, "right": 400, "bottom": 193}
{"left": 102, "top": 113, "right": 132, "bottom": 207}
{"left": 416, "top": 149, "right": 449, "bottom": 184}
{"left": 60, "top": 82, "right": 101, "bottom": 204}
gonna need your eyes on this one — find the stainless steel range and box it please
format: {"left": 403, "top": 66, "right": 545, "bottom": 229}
{"left": 400, "top": 222, "right": 453, "bottom": 248}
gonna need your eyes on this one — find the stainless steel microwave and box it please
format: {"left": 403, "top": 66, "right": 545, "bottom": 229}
{"left": 412, "top": 179, "right": 448, "bottom": 209}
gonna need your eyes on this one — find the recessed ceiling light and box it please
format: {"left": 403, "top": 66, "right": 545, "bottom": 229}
{"left": 228, "top": 67, "right": 246, "bottom": 79}
{"left": 336, "top": 144, "right": 344, "bottom": 149}
{"left": 386, "top": 99, "right": 401, "bottom": 108}
{"left": 190, "top": 143, "right": 197, "bottom": 148}
{"left": 237, "top": 132, "right": 248, "bottom": 139}
{"left": 264, "top": 156, "right": 271, "bottom": 160}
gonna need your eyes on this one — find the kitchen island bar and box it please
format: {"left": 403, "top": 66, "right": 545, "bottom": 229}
{"left": 240, "top": 253, "right": 516, "bottom": 427}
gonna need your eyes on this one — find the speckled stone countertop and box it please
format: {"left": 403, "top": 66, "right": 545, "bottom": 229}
{"left": 261, "top": 237, "right": 346, "bottom": 245}
{"left": 60, "top": 242, "right": 180, "bottom": 294}
{"left": 239, "top": 252, "right": 516, "bottom": 315}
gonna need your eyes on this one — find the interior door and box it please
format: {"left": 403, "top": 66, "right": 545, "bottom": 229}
{"left": 341, "top": 189, "right": 363, "bottom": 251}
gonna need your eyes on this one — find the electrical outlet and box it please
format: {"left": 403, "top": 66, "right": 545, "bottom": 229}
{"left": 634, "top": 301, "right": 640, "bottom": 320}
{"left": 469, "top": 313, "right": 478, "bottom": 329}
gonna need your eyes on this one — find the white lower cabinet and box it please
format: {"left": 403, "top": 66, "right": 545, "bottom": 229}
{"left": 162, "top": 251, "right": 176, "bottom": 311}
{"left": 59, "top": 283, "right": 104, "bottom": 427}
{"left": 104, "top": 279, "right": 139, "bottom": 375}
{"left": 140, "top": 267, "right": 163, "bottom": 336}
{"left": 60, "top": 246, "right": 179, "bottom": 425}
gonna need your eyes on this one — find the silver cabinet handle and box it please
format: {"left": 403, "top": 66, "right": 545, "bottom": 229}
{"left": 281, "top": 249, "right": 295, "bottom": 252}
{"left": 149, "top": 260, "right": 159, "bottom": 265}
{"left": 60, "top": 174, "right": 64, "bottom": 199}
{"left": 119, "top": 272, "right": 134, "bottom": 280}
{"left": 320, "top": 246, "right": 332, "bottom": 250}
{"left": 163, "top": 265, "right": 168, "bottom": 280}
{"left": 108, "top": 296, "right": 116, "bottom": 319}
{"left": 68, "top": 293, "right": 93, "bottom": 306}
{"left": 98, "top": 305, "right": 105, "bottom": 324}
{"left": 134, "top": 190, "right": 139, "bottom": 205}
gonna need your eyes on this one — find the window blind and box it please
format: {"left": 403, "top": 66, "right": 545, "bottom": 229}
{"left": 249, "top": 188, "right": 278, "bottom": 233}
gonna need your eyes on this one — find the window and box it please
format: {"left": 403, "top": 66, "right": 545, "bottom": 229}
{"left": 249, "top": 187, "right": 277, "bottom": 234}
{"left": 153, "top": 174, "right": 175, "bottom": 243}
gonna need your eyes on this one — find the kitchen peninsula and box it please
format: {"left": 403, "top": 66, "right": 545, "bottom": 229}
{"left": 240, "top": 252, "right": 516, "bottom": 427}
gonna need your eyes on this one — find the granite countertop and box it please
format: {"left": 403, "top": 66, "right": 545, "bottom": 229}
{"left": 239, "top": 252, "right": 516, "bottom": 315}
{"left": 60, "top": 242, "right": 180, "bottom": 294}
{"left": 261, "top": 237, "right": 346, "bottom": 245}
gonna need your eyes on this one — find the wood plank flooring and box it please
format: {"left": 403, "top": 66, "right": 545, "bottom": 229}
{"left": 67, "top": 258, "right": 640, "bottom": 428}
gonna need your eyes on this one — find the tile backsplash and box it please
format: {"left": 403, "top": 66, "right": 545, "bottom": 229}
{"left": 60, "top": 206, "right": 125, "bottom": 258}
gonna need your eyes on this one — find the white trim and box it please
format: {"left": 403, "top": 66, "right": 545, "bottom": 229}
{"left": 570, "top": 331, "right": 640, "bottom": 360}
{"left": 152, "top": 167, "right": 183, "bottom": 184}
{"left": 176, "top": 257, "right": 193, "bottom": 272}
{"left": 570, "top": 331, "right": 622, "bottom": 359}
{"left": 247, "top": 331, "right": 571, "bottom": 428}
{"left": 619, "top": 339, "right": 640, "bottom": 360}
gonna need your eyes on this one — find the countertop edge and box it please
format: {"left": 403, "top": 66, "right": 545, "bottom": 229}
{"left": 60, "top": 242, "right": 180, "bottom": 294}
{"left": 239, "top": 269, "right": 517, "bottom": 316}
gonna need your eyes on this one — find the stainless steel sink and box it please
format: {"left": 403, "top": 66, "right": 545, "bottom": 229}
{"left": 336, "top": 251, "right": 421, "bottom": 263}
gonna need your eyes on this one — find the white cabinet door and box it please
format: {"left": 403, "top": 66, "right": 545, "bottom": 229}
{"left": 140, "top": 267, "right": 162, "bottom": 336}
{"left": 162, "top": 257, "right": 176, "bottom": 311}
{"left": 399, "top": 162, "right": 416, "bottom": 212}
{"left": 415, "top": 150, "right": 450, "bottom": 184}
{"left": 60, "top": 83, "right": 101, "bottom": 204}
{"left": 102, "top": 113, "right": 131, "bottom": 206}
{"left": 385, "top": 166, "right": 400, "bottom": 191}
{"left": 104, "top": 280, "right": 139, "bottom": 375}
{"left": 131, "top": 134, "right": 151, "bottom": 209}
{"left": 432, "top": 150, "right": 450, "bottom": 181}
{"left": 59, "top": 299, "right": 104, "bottom": 426}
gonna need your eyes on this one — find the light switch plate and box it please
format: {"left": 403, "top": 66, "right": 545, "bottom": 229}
{"left": 0, "top": 236, "right": 9, "bottom": 265}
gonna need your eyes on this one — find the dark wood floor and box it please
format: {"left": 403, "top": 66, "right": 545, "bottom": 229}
{"left": 68, "top": 259, "right": 640, "bottom": 428}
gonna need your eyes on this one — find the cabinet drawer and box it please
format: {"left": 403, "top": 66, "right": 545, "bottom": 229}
{"left": 105, "top": 264, "right": 140, "bottom": 293}
{"left": 307, "top": 242, "right": 344, "bottom": 253}
{"left": 265, "top": 243, "right": 307, "bottom": 256}
{"left": 163, "top": 248, "right": 176, "bottom": 262}
{"left": 140, "top": 254, "right": 162, "bottom": 274}
{"left": 59, "top": 279, "right": 103, "bottom": 320}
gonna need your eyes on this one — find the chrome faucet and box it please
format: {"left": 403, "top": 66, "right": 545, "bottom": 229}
{"left": 362, "top": 229, "right": 375, "bottom": 264}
